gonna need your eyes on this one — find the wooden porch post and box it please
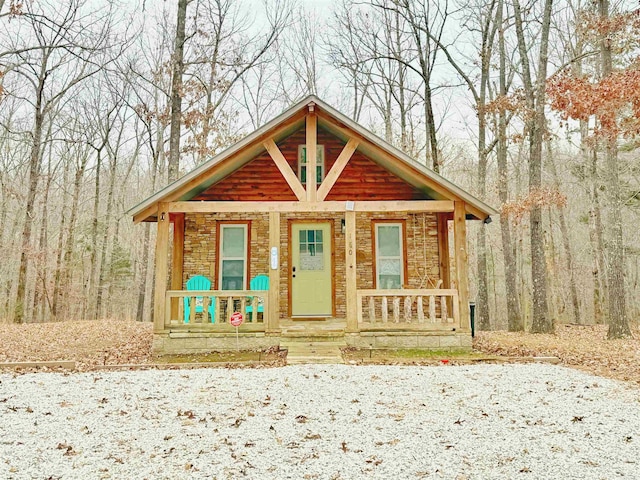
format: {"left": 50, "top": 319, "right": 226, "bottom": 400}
{"left": 436, "top": 213, "right": 451, "bottom": 289}
{"left": 267, "top": 211, "right": 281, "bottom": 333}
{"left": 345, "top": 210, "right": 358, "bottom": 332}
{"left": 170, "top": 213, "right": 185, "bottom": 320}
{"left": 154, "top": 203, "right": 170, "bottom": 333}
{"left": 306, "top": 106, "right": 317, "bottom": 202}
{"left": 453, "top": 201, "right": 470, "bottom": 331}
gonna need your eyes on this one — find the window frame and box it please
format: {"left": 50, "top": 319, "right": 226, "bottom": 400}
{"left": 297, "top": 144, "right": 325, "bottom": 186}
{"left": 216, "top": 221, "right": 251, "bottom": 290}
{"left": 372, "top": 220, "right": 407, "bottom": 290}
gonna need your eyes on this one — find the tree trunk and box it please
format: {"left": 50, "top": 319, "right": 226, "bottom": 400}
{"left": 94, "top": 158, "right": 117, "bottom": 320}
{"left": 51, "top": 158, "right": 71, "bottom": 319}
{"left": 497, "top": 0, "right": 522, "bottom": 331}
{"left": 136, "top": 223, "right": 152, "bottom": 322}
{"left": 14, "top": 66, "right": 47, "bottom": 323}
{"left": 168, "top": 0, "right": 188, "bottom": 182}
{"left": 513, "top": 0, "right": 553, "bottom": 333}
{"left": 58, "top": 154, "right": 89, "bottom": 319}
{"left": 86, "top": 150, "right": 102, "bottom": 319}
{"left": 599, "top": 0, "right": 631, "bottom": 338}
{"left": 546, "top": 141, "right": 581, "bottom": 324}
{"left": 33, "top": 174, "right": 51, "bottom": 322}
{"left": 136, "top": 123, "right": 163, "bottom": 322}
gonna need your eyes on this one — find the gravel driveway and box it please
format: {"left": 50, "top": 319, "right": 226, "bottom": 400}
{"left": 1, "top": 364, "right": 638, "bottom": 479}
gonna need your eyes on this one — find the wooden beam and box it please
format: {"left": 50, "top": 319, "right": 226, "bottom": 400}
{"left": 306, "top": 112, "right": 317, "bottom": 202}
{"left": 267, "top": 211, "right": 280, "bottom": 334}
{"left": 437, "top": 213, "right": 451, "bottom": 289}
{"left": 263, "top": 139, "right": 306, "bottom": 201}
{"left": 345, "top": 210, "right": 358, "bottom": 333}
{"left": 168, "top": 200, "right": 455, "bottom": 214}
{"left": 437, "top": 212, "right": 452, "bottom": 318}
{"left": 317, "top": 138, "right": 359, "bottom": 201}
{"left": 154, "top": 203, "right": 170, "bottom": 333}
{"left": 170, "top": 213, "right": 185, "bottom": 320}
{"left": 453, "top": 201, "right": 470, "bottom": 331}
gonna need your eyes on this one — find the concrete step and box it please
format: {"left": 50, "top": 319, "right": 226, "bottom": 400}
{"left": 281, "top": 340, "right": 346, "bottom": 348}
{"left": 283, "top": 340, "right": 345, "bottom": 365}
{"left": 280, "top": 333, "right": 345, "bottom": 342}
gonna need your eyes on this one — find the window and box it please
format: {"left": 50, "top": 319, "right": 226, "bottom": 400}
{"left": 374, "top": 222, "right": 404, "bottom": 289}
{"left": 298, "top": 145, "right": 325, "bottom": 185}
{"left": 218, "top": 224, "right": 248, "bottom": 290}
{"left": 299, "top": 228, "right": 324, "bottom": 271}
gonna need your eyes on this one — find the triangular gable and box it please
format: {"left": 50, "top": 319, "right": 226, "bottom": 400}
{"left": 194, "top": 127, "right": 427, "bottom": 202}
{"left": 129, "top": 95, "right": 497, "bottom": 222}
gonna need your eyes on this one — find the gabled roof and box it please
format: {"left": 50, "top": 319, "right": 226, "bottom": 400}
{"left": 129, "top": 95, "right": 497, "bottom": 222}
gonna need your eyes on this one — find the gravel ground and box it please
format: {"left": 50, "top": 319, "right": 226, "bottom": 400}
{"left": 1, "top": 364, "right": 638, "bottom": 480}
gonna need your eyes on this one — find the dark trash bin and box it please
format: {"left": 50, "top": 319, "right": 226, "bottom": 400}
{"left": 469, "top": 302, "right": 476, "bottom": 338}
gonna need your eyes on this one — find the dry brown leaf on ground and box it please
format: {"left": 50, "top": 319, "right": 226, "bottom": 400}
{"left": 474, "top": 324, "right": 640, "bottom": 385}
{"left": 0, "top": 320, "right": 153, "bottom": 370}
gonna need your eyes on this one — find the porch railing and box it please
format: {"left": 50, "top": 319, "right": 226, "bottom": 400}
{"left": 356, "top": 289, "right": 459, "bottom": 330}
{"left": 164, "top": 290, "right": 268, "bottom": 331}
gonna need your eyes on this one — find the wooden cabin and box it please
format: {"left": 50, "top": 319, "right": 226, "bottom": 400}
{"left": 130, "top": 96, "right": 497, "bottom": 355}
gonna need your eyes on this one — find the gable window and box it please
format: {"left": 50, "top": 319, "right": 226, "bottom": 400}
{"left": 218, "top": 223, "right": 249, "bottom": 290}
{"left": 374, "top": 222, "right": 405, "bottom": 289}
{"left": 298, "top": 145, "right": 325, "bottom": 185}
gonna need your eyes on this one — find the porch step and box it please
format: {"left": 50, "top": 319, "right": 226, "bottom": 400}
{"left": 282, "top": 339, "right": 346, "bottom": 365}
{"left": 280, "top": 332, "right": 345, "bottom": 342}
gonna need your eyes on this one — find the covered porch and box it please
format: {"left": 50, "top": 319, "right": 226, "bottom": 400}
{"left": 152, "top": 199, "right": 471, "bottom": 353}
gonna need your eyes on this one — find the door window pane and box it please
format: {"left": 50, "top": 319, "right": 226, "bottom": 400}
{"left": 299, "top": 228, "right": 324, "bottom": 270}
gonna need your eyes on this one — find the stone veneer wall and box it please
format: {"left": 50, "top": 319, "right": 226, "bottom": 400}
{"left": 355, "top": 212, "right": 441, "bottom": 290}
{"left": 182, "top": 211, "right": 441, "bottom": 319}
{"left": 182, "top": 212, "right": 270, "bottom": 288}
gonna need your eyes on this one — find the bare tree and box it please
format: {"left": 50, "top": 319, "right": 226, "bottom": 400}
{"left": 598, "top": 0, "right": 631, "bottom": 339}
{"left": 512, "top": 0, "right": 554, "bottom": 333}
{"left": 1, "top": 0, "right": 117, "bottom": 323}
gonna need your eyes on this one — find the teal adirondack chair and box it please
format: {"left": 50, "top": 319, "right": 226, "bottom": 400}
{"left": 184, "top": 275, "right": 215, "bottom": 323}
{"left": 246, "top": 274, "right": 269, "bottom": 321}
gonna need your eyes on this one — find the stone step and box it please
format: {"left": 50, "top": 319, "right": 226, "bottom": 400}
{"left": 283, "top": 340, "right": 345, "bottom": 365}
{"left": 281, "top": 341, "right": 346, "bottom": 348}
{"left": 280, "top": 333, "right": 345, "bottom": 342}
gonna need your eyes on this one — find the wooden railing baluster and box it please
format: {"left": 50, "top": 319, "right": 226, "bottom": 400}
{"left": 381, "top": 297, "right": 388, "bottom": 323}
{"left": 393, "top": 297, "right": 400, "bottom": 323}
{"left": 368, "top": 296, "right": 375, "bottom": 323}
{"left": 404, "top": 296, "right": 412, "bottom": 323}
{"left": 429, "top": 295, "right": 436, "bottom": 323}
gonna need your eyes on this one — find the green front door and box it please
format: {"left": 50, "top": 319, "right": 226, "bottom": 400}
{"left": 291, "top": 223, "right": 332, "bottom": 316}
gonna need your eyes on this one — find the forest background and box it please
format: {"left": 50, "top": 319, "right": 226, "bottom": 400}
{"left": 0, "top": 0, "right": 638, "bottom": 337}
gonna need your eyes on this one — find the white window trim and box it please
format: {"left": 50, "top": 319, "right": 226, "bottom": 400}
{"left": 374, "top": 222, "right": 404, "bottom": 289}
{"left": 218, "top": 224, "right": 248, "bottom": 290}
{"left": 297, "top": 145, "right": 325, "bottom": 185}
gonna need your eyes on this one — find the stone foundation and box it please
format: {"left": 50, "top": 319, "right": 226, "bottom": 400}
{"left": 153, "top": 331, "right": 471, "bottom": 354}
{"left": 344, "top": 331, "right": 472, "bottom": 350}
{"left": 153, "top": 332, "right": 280, "bottom": 355}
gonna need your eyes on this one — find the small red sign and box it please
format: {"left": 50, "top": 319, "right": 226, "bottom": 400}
{"left": 230, "top": 312, "right": 244, "bottom": 327}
